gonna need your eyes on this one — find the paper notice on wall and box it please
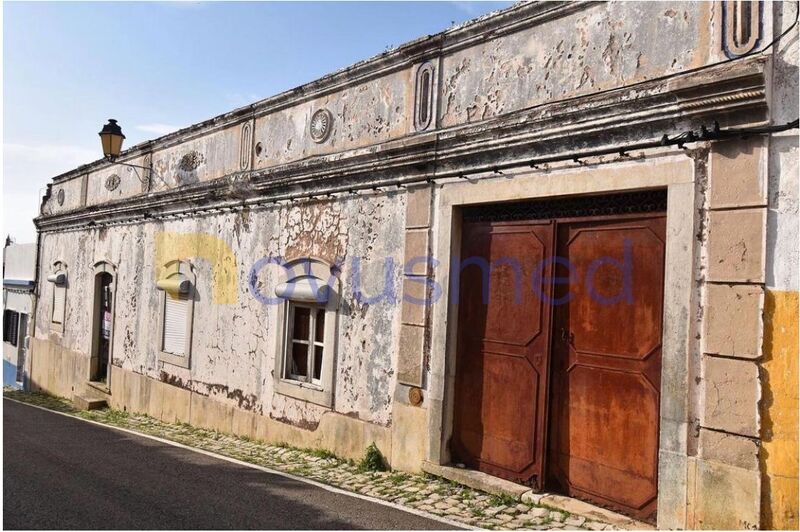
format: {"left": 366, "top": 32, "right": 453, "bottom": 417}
{"left": 102, "top": 311, "right": 111, "bottom": 339}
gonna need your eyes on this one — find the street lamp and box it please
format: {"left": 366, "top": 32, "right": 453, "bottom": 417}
{"left": 98, "top": 119, "right": 126, "bottom": 161}
{"left": 97, "top": 119, "right": 160, "bottom": 187}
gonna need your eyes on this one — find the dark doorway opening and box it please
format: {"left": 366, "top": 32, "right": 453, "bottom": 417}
{"left": 91, "top": 272, "right": 114, "bottom": 383}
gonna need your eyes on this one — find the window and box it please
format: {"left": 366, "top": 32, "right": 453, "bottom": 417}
{"left": 285, "top": 304, "right": 326, "bottom": 384}
{"left": 163, "top": 294, "right": 190, "bottom": 356}
{"left": 3, "top": 310, "right": 19, "bottom": 346}
{"left": 47, "top": 262, "right": 67, "bottom": 333}
{"left": 414, "top": 62, "right": 435, "bottom": 131}
{"left": 157, "top": 260, "right": 195, "bottom": 368}
{"left": 274, "top": 258, "right": 340, "bottom": 407}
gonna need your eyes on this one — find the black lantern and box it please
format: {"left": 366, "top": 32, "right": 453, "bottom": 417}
{"left": 98, "top": 119, "right": 126, "bottom": 160}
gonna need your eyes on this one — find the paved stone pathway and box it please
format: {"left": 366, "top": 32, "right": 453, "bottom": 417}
{"left": 4, "top": 389, "right": 619, "bottom": 531}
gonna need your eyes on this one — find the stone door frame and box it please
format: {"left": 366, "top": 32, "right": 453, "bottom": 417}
{"left": 425, "top": 153, "right": 698, "bottom": 529}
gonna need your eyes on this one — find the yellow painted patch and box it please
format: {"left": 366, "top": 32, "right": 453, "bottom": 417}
{"left": 761, "top": 289, "right": 799, "bottom": 530}
{"left": 155, "top": 231, "right": 238, "bottom": 304}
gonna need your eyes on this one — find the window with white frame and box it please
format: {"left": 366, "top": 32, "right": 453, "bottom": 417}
{"left": 156, "top": 260, "right": 195, "bottom": 368}
{"left": 274, "top": 257, "right": 339, "bottom": 407}
{"left": 285, "top": 304, "right": 326, "bottom": 384}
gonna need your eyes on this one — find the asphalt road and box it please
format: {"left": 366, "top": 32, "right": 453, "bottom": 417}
{"left": 3, "top": 399, "right": 455, "bottom": 530}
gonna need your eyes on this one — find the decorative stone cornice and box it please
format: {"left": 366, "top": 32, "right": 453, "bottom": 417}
{"left": 35, "top": 55, "right": 769, "bottom": 233}
{"left": 48, "top": 1, "right": 587, "bottom": 186}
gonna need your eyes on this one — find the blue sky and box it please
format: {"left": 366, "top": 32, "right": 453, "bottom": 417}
{"left": 3, "top": 0, "right": 510, "bottom": 242}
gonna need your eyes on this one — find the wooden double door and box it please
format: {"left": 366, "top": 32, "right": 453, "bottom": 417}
{"left": 452, "top": 194, "right": 665, "bottom": 522}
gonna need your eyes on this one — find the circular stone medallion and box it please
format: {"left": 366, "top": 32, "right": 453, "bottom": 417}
{"left": 105, "top": 174, "right": 121, "bottom": 191}
{"left": 57, "top": 188, "right": 65, "bottom": 206}
{"left": 309, "top": 109, "right": 333, "bottom": 143}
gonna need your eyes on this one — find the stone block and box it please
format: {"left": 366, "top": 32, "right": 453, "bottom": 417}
{"left": 73, "top": 394, "right": 107, "bottom": 410}
{"left": 107, "top": 365, "right": 127, "bottom": 411}
{"left": 401, "top": 277, "right": 429, "bottom": 326}
{"left": 390, "top": 402, "right": 427, "bottom": 472}
{"left": 422, "top": 461, "right": 529, "bottom": 497}
{"left": 402, "top": 230, "right": 430, "bottom": 275}
{"left": 706, "top": 209, "right": 765, "bottom": 283}
{"left": 146, "top": 378, "right": 164, "bottom": 419}
{"left": 709, "top": 137, "right": 766, "bottom": 209}
{"left": 397, "top": 323, "right": 425, "bottom": 387}
{"left": 704, "top": 283, "right": 764, "bottom": 358}
{"left": 126, "top": 370, "right": 151, "bottom": 415}
{"left": 231, "top": 407, "right": 257, "bottom": 440}
{"left": 405, "top": 185, "right": 432, "bottom": 229}
{"left": 657, "top": 450, "right": 689, "bottom": 530}
{"left": 160, "top": 381, "right": 191, "bottom": 423}
{"left": 693, "top": 459, "right": 760, "bottom": 529}
{"left": 698, "top": 428, "right": 759, "bottom": 471}
{"left": 703, "top": 356, "right": 760, "bottom": 437}
{"left": 190, "top": 393, "right": 233, "bottom": 434}
{"left": 318, "top": 411, "right": 392, "bottom": 463}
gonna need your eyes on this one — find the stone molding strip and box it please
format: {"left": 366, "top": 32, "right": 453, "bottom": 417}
{"left": 47, "top": 1, "right": 586, "bottom": 186}
{"left": 35, "top": 57, "right": 768, "bottom": 233}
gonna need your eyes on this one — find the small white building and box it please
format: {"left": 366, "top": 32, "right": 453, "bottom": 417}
{"left": 3, "top": 242, "right": 37, "bottom": 388}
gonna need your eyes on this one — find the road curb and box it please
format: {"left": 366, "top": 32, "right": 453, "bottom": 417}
{"left": 3, "top": 397, "right": 472, "bottom": 530}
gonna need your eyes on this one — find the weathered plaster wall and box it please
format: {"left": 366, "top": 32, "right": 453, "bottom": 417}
{"left": 34, "top": 191, "right": 406, "bottom": 430}
{"left": 151, "top": 125, "right": 244, "bottom": 191}
{"left": 252, "top": 69, "right": 414, "bottom": 169}
{"left": 86, "top": 155, "right": 150, "bottom": 206}
{"left": 44, "top": 175, "right": 85, "bottom": 216}
{"left": 439, "top": 1, "right": 715, "bottom": 127}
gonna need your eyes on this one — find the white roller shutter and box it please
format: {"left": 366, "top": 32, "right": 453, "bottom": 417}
{"left": 162, "top": 294, "right": 188, "bottom": 355}
{"left": 52, "top": 286, "right": 66, "bottom": 324}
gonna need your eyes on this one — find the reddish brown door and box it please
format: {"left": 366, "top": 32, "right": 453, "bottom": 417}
{"left": 452, "top": 220, "right": 555, "bottom": 489}
{"left": 548, "top": 215, "right": 665, "bottom": 523}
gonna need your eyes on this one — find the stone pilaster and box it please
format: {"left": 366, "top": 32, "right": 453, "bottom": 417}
{"left": 397, "top": 185, "right": 433, "bottom": 387}
{"left": 695, "top": 136, "right": 768, "bottom": 529}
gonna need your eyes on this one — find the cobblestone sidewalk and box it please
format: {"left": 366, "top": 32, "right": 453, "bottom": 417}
{"left": 4, "top": 389, "right": 619, "bottom": 531}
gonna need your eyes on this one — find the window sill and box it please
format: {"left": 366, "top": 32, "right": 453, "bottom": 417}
{"left": 159, "top": 350, "right": 190, "bottom": 369}
{"left": 274, "top": 378, "right": 332, "bottom": 408}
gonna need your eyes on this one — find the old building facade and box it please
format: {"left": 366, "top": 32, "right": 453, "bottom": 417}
{"left": 29, "top": 1, "right": 798, "bottom": 529}
{"left": 3, "top": 242, "right": 36, "bottom": 388}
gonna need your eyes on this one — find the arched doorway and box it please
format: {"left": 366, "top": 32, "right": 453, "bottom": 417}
{"left": 90, "top": 262, "right": 117, "bottom": 385}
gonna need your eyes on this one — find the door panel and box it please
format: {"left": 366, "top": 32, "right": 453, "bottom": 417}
{"left": 548, "top": 215, "right": 665, "bottom": 523}
{"left": 452, "top": 221, "right": 555, "bottom": 489}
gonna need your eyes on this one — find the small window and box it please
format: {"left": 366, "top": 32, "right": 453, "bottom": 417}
{"left": 3, "top": 310, "right": 19, "bottom": 347}
{"left": 162, "top": 293, "right": 189, "bottom": 355}
{"left": 52, "top": 286, "right": 66, "bottom": 324}
{"left": 156, "top": 260, "right": 195, "bottom": 368}
{"left": 285, "top": 304, "right": 326, "bottom": 384}
{"left": 274, "top": 257, "right": 340, "bottom": 407}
